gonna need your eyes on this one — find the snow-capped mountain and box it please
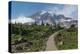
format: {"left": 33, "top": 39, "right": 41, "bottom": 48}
{"left": 30, "top": 10, "right": 75, "bottom": 26}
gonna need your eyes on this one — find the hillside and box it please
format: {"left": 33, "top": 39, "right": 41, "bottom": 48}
{"left": 10, "top": 23, "right": 61, "bottom": 52}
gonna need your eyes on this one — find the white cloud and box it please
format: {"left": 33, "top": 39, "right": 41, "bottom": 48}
{"left": 11, "top": 16, "right": 35, "bottom": 24}
{"left": 46, "top": 5, "right": 78, "bottom": 19}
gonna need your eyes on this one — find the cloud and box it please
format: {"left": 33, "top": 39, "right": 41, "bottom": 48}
{"left": 11, "top": 16, "right": 35, "bottom": 24}
{"left": 45, "top": 5, "right": 78, "bottom": 19}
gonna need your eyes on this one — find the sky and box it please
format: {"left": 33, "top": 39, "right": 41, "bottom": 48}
{"left": 10, "top": 1, "right": 78, "bottom": 23}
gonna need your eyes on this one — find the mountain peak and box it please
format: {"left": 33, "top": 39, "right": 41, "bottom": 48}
{"left": 40, "top": 10, "right": 54, "bottom": 16}
{"left": 40, "top": 10, "right": 47, "bottom": 15}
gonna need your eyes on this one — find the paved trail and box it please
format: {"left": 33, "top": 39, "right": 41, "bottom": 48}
{"left": 46, "top": 30, "right": 62, "bottom": 51}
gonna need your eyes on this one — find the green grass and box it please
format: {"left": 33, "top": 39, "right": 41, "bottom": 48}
{"left": 54, "top": 28, "right": 78, "bottom": 50}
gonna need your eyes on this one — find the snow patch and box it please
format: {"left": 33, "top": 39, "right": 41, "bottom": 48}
{"left": 40, "top": 10, "right": 47, "bottom": 15}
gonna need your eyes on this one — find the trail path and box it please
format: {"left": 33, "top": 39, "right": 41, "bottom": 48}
{"left": 46, "top": 30, "right": 62, "bottom": 51}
